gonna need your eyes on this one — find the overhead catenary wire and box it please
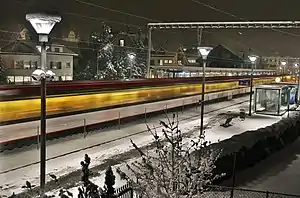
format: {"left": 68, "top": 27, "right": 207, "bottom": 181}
{"left": 4, "top": 0, "right": 261, "bottom": 54}
{"left": 190, "top": 0, "right": 300, "bottom": 38}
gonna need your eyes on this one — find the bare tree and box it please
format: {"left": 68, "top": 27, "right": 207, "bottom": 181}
{"left": 123, "top": 113, "right": 224, "bottom": 198}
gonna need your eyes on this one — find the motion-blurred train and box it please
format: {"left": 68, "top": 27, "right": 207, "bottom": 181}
{"left": 0, "top": 75, "right": 293, "bottom": 123}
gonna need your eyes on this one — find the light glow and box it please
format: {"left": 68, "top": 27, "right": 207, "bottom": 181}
{"left": 26, "top": 13, "right": 61, "bottom": 35}
{"left": 281, "top": 61, "right": 287, "bottom": 66}
{"left": 128, "top": 53, "right": 136, "bottom": 60}
{"left": 275, "top": 77, "right": 281, "bottom": 83}
{"left": 248, "top": 55, "right": 258, "bottom": 63}
{"left": 197, "top": 47, "right": 213, "bottom": 58}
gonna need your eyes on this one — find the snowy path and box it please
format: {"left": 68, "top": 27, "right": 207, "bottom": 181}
{"left": 238, "top": 138, "right": 300, "bottom": 195}
{"left": 0, "top": 96, "right": 283, "bottom": 197}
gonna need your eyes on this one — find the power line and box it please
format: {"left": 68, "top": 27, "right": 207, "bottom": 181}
{"left": 73, "top": 0, "right": 159, "bottom": 22}
{"left": 2, "top": 0, "right": 264, "bottom": 56}
{"left": 190, "top": 0, "right": 300, "bottom": 38}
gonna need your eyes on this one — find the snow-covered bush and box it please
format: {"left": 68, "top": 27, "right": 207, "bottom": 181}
{"left": 123, "top": 113, "right": 223, "bottom": 198}
{"left": 212, "top": 115, "right": 300, "bottom": 182}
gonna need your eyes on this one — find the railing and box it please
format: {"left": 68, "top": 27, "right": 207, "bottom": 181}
{"left": 200, "top": 185, "right": 300, "bottom": 198}
{"left": 114, "top": 184, "right": 300, "bottom": 198}
{"left": 115, "top": 183, "right": 133, "bottom": 198}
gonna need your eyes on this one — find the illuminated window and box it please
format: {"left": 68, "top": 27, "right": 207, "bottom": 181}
{"left": 14, "top": 76, "right": 23, "bottom": 82}
{"left": 120, "top": 39, "right": 125, "bottom": 47}
{"left": 188, "top": 59, "right": 196, "bottom": 63}
{"left": 168, "top": 60, "right": 173, "bottom": 64}
{"left": 66, "top": 76, "right": 73, "bottom": 81}
{"left": 50, "top": 61, "right": 62, "bottom": 69}
{"left": 159, "top": 60, "right": 163, "bottom": 65}
{"left": 164, "top": 60, "right": 168, "bottom": 64}
{"left": 178, "top": 60, "right": 182, "bottom": 65}
{"left": 7, "top": 76, "right": 14, "bottom": 83}
{"left": 24, "top": 76, "right": 31, "bottom": 82}
{"left": 24, "top": 61, "right": 31, "bottom": 69}
{"left": 66, "top": 62, "right": 71, "bottom": 68}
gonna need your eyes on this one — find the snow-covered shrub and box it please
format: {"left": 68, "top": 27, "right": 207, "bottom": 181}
{"left": 123, "top": 113, "right": 223, "bottom": 198}
{"left": 212, "top": 114, "right": 300, "bottom": 182}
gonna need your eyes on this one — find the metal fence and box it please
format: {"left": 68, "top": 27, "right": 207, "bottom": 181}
{"left": 114, "top": 184, "right": 300, "bottom": 198}
{"left": 115, "top": 183, "right": 133, "bottom": 198}
{"left": 199, "top": 185, "right": 300, "bottom": 198}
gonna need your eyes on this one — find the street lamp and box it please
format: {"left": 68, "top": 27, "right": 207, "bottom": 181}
{"left": 281, "top": 60, "right": 287, "bottom": 76}
{"left": 26, "top": 13, "right": 61, "bottom": 197}
{"left": 248, "top": 55, "right": 258, "bottom": 116}
{"left": 198, "top": 46, "right": 213, "bottom": 137}
{"left": 128, "top": 53, "right": 136, "bottom": 79}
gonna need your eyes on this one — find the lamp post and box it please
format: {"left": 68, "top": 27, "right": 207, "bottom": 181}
{"left": 248, "top": 55, "right": 258, "bottom": 116}
{"left": 281, "top": 60, "right": 287, "bottom": 76}
{"left": 198, "top": 47, "right": 213, "bottom": 137}
{"left": 128, "top": 53, "right": 136, "bottom": 79}
{"left": 26, "top": 13, "right": 61, "bottom": 197}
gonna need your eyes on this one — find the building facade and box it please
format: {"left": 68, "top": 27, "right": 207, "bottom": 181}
{"left": 0, "top": 29, "right": 78, "bottom": 84}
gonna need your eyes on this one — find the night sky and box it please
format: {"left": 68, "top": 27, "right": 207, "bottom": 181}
{"left": 2, "top": 0, "right": 300, "bottom": 56}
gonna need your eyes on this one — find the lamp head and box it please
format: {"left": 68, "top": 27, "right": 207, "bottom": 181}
{"left": 295, "top": 63, "right": 299, "bottom": 67}
{"left": 26, "top": 13, "right": 61, "bottom": 35}
{"left": 31, "top": 69, "right": 46, "bottom": 81}
{"left": 248, "top": 55, "right": 258, "bottom": 63}
{"left": 45, "top": 70, "right": 56, "bottom": 80}
{"left": 31, "top": 69, "right": 56, "bottom": 81}
{"left": 197, "top": 47, "right": 213, "bottom": 59}
{"left": 281, "top": 61, "right": 287, "bottom": 66}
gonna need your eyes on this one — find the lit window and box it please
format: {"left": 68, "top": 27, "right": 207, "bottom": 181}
{"left": 164, "top": 60, "right": 168, "bottom": 64}
{"left": 14, "top": 76, "right": 23, "bottom": 82}
{"left": 66, "top": 76, "right": 73, "bottom": 81}
{"left": 66, "top": 62, "right": 71, "bottom": 68}
{"left": 7, "top": 76, "right": 14, "bottom": 83}
{"left": 120, "top": 39, "right": 125, "bottom": 47}
{"left": 178, "top": 60, "right": 182, "bottom": 65}
{"left": 159, "top": 60, "right": 163, "bottom": 65}
{"left": 24, "top": 76, "right": 31, "bottom": 82}
{"left": 50, "top": 62, "right": 62, "bottom": 69}
{"left": 24, "top": 61, "right": 31, "bottom": 69}
{"left": 168, "top": 60, "right": 173, "bottom": 64}
{"left": 188, "top": 59, "right": 196, "bottom": 63}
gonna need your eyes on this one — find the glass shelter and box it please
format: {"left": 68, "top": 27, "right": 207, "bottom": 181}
{"left": 254, "top": 84, "right": 298, "bottom": 116}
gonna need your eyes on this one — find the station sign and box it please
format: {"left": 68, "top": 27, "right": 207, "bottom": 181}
{"left": 239, "top": 79, "right": 250, "bottom": 86}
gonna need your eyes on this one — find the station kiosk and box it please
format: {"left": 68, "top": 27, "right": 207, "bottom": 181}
{"left": 254, "top": 84, "right": 298, "bottom": 116}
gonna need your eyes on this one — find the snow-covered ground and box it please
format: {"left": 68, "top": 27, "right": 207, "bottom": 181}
{"left": 0, "top": 97, "right": 286, "bottom": 197}
{"left": 47, "top": 113, "right": 285, "bottom": 197}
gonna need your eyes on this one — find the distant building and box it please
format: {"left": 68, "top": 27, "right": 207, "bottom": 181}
{"left": 149, "top": 45, "right": 245, "bottom": 78}
{"left": 260, "top": 56, "right": 300, "bottom": 69}
{"left": 0, "top": 28, "right": 78, "bottom": 84}
{"left": 208, "top": 45, "right": 244, "bottom": 68}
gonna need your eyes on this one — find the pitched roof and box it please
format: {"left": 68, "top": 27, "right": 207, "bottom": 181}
{"left": 0, "top": 40, "right": 39, "bottom": 54}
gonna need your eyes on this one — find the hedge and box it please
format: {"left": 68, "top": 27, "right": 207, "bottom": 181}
{"left": 209, "top": 114, "right": 300, "bottom": 183}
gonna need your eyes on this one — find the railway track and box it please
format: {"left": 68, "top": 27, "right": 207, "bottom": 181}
{"left": 0, "top": 98, "right": 249, "bottom": 175}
